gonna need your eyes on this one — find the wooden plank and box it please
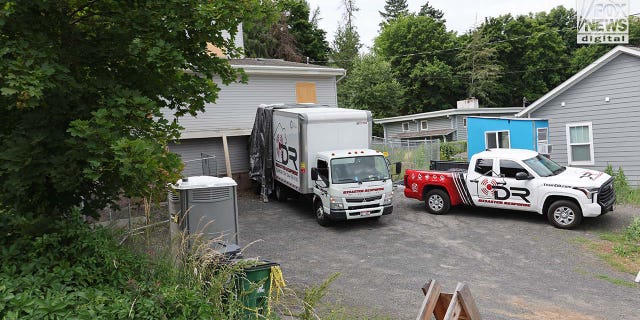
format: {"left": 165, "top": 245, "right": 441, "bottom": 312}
{"left": 434, "top": 293, "right": 453, "bottom": 320}
{"left": 455, "top": 283, "right": 482, "bottom": 320}
{"left": 416, "top": 280, "right": 442, "bottom": 320}
{"left": 221, "top": 134, "right": 232, "bottom": 177}
{"left": 443, "top": 292, "right": 462, "bottom": 320}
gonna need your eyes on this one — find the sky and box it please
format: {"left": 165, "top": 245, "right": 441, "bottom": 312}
{"left": 306, "top": 0, "right": 640, "bottom": 51}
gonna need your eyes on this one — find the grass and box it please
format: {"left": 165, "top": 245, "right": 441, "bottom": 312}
{"left": 595, "top": 274, "right": 637, "bottom": 288}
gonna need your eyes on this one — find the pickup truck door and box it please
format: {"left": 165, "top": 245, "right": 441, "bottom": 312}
{"left": 466, "top": 158, "right": 500, "bottom": 207}
{"left": 492, "top": 159, "right": 536, "bottom": 211}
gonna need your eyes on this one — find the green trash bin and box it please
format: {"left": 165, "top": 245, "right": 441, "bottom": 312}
{"left": 234, "top": 260, "right": 280, "bottom": 319}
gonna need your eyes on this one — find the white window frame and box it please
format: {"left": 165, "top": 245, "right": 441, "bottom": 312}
{"left": 420, "top": 120, "right": 428, "bottom": 131}
{"left": 485, "top": 130, "right": 510, "bottom": 149}
{"left": 537, "top": 127, "right": 549, "bottom": 154}
{"left": 402, "top": 122, "right": 410, "bottom": 132}
{"left": 566, "top": 122, "right": 594, "bottom": 165}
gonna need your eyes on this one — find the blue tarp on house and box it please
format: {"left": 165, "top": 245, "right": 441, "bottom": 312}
{"left": 467, "top": 117, "right": 549, "bottom": 158}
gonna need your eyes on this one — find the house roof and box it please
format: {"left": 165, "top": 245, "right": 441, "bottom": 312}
{"left": 374, "top": 107, "right": 523, "bottom": 124}
{"left": 229, "top": 58, "right": 345, "bottom": 76}
{"left": 516, "top": 45, "right": 640, "bottom": 117}
{"left": 393, "top": 129, "right": 455, "bottom": 139}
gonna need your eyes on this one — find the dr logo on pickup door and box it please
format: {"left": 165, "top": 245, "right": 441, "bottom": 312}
{"left": 480, "top": 178, "right": 531, "bottom": 203}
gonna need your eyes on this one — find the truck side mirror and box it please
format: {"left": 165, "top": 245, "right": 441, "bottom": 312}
{"left": 395, "top": 162, "right": 402, "bottom": 175}
{"left": 515, "top": 172, "right": 532, "bottom": 180}
{"left": 311, "top": 168, "right": 318, "bottom": 181}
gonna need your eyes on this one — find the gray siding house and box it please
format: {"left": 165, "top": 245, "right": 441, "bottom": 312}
{"left": 375, "top": 99, "right": 522, "bottom": 142}
{"left": 517, "top": 46, "right": 640, "bottom": 186}
{"left": 164, "top": 59, "right": 344, "bottom": 178}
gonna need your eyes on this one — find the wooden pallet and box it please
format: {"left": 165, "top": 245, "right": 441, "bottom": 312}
{"left": 416, "top": 280, "right": 481, "bottom": 320}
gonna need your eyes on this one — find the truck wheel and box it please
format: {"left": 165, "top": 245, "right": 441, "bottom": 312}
{"left": 425, "top": 189, "right": 450, "bottom": 215}
{"left": 315, "top": 201, "right": 331, "bottom": 227}
{"left": 547, "top": 200, "right": 583, "bottom": 229}
{"left": 274, "top": 183, "right": 287, "bottom": 202}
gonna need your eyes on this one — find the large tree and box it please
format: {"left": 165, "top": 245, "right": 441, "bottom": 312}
{"left": 331, "top": 0, "right": 362, "bottom": 71}
{"left": 456, "top": 29, "right": 503, "bottom": 107}
{"left": 418, "top": 1, "right": 445, "bottom": 23}
{"left": 379, "top": 0, "right": 409, "bottom": 24}
{"left": 375, "top": 15, "right": 459, "bottom": 115}
{"left": 0, "top": 1, "right": 250, "bottom": 217}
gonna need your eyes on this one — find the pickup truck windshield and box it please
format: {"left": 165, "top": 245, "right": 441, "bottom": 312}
{"left": 523, "top": 155, "right": 565, "bottom": 177}
{"left": 331, "top": 155, "right": 390, "bottom": 184}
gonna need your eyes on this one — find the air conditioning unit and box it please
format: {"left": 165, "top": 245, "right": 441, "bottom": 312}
{"left": 169, "top": 176, "right": 240, "bottom": 255}
{"left": 538, "top": 143, "right": 552, "bottom": 154}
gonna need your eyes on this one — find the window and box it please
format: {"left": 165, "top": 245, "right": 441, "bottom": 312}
{"left": 474, "top": 158, "right": 494, "bottom": 176}
{"left": 537, "top": 128, "right": 549, "bottom": 154}
{"left": 402, "top": 122, "right": 410, "bottom": 132}
{"left": 566, "top": 122, "right": 594, "bottom": 165}
{"left": 485, "top": 131, "right": 510, "bottom": 149}
{"left": 499, "top": 160, "right": 529, "bottom": 178}
{"left": 463, "top": 117, "right": 467, "bottom": 128}
{"left": 420, "top": 120, "right": 428, "bottom": 131}
{"left": 296, "top": 82, "right": 317, "bottom": 104}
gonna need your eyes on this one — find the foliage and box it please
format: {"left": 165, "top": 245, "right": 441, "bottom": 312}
{"left": 288, "top": 273, "right": 340, "bottom": 320}
{"left": 418, "top": 1, "right": 445, "bottom": 23}
{"left": 0, "top": 0, "right": 250, "bottom": 218}
{"left": 330, "top": 0, "right": 362, "bottom": 71}
{"left": 605, "top": 165, "right": 640, "bottom": 205}
{"left": 625, "top": 217, "right": 640, "bottom": 243}
{"left": 456, "top": 29, "right": 503, "bottom": 107}
{"left": 440, "top": 141, "right": 467, "bottom": 161}
{"left": 379, "top": 0, "right": 409, "bottom": 24}
{"left": 282, "top": 0, "right": 330, "bottom": 63}
{"left": 0, "top": 211, "right": 255, "bottom": 319}
{"left": 338, "top": 54, "right": 402, "bottom": 127}
{"left": 375, "top": 14, "right": 459, "bottom": 115}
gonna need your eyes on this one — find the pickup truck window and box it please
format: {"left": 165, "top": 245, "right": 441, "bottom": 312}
{"left": 523, "top": 155, "right": 566, "bottom": 177}
{"left": 474, "top": 158, "right": 494, "bottom": 176}
{"left": 499, "top": 160, "right": 529, "bottom": 178}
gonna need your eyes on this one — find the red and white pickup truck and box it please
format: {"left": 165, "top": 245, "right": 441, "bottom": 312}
{"left": 404, "top": 149, "right": 616, "bottom": 229}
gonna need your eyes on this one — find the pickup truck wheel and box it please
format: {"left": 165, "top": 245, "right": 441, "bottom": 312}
{"left": 425, "top": 189, "right": 450, "bottom": 215}
{"left": 547, "top": 200, "right": 583, "bottom": 229}
{"left": 274, "top": 183, "right": 287, "bottom": 202}
{"left": 315, "top": 201, "right": 331, "bottom": 227}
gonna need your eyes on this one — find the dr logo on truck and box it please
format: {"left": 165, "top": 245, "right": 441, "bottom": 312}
{"left": 403, "top": 149, "right": 616, "bottom": 229}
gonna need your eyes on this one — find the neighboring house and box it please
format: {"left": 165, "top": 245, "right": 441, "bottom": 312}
{"left": 516, "top": 45, "right": 640, "bottom": 186}
{"left": 466, "top": 116, "right": 549, "bottom": 158}
{"left": 374, "top": 98, "right": 522, "bottom": 142}
{"left": 164, "top": 58, "right": 345, "bottom": 179}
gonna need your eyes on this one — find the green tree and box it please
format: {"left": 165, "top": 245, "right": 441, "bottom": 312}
{"left": 280, "top": 0, "right": 330, "bottom": 63}
{"left": 338, "top": 54, "right": 403, "bottom": 128}
{"left": 379, "top": 0, "right": 409, "bottom": 24}
{"left": 243, "top": 0, "right": 281, "bottom": 58}
{"left": 418, "top": 1, "right": 445, "bottom": 23}
{"left": 456, "top": 29, "right": 503, "bottom": 107}
{"left": 0, "top": 1, "right": 250, "bottom": 217}
{"left": 375, "top": 15, "right": 459, "bottom": 115}
{"left": 331, "top": 0, "right": 362, "bottom": 71}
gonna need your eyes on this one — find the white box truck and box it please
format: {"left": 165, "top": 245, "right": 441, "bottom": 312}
{"left": 249, "top": 104, "right": 399, "bottom": 226}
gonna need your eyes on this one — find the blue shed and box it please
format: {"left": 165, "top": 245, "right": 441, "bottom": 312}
{"left": 467, "top": 116, "right": 550, "bottom": 158}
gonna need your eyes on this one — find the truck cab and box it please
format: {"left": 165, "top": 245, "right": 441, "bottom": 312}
{"left": 311, "top": 150, "right": 394, "bottom": 226}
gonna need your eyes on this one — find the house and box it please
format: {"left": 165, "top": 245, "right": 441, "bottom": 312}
{"left": 516, "top": 46, "right": 640, "bottom": 186}
{"left": 164, "top": 59, "right": 344, "bottom": 180}
{"left": 374, "top": 98, "right": 522, "bottom": 142}
{"left": 466, "top": 116, "right": 549, "bottom": 158}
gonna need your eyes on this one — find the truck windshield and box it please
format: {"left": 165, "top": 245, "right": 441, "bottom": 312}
{"left": 331, "top": 155, "right": 390, "bottom": 184}
{"left": 523, "top": 155, "right": 565, "bottom": 177}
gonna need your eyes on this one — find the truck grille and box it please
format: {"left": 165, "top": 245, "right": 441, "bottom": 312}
{"left": 348, "top": 203, "right": 380, "bottom": 210}
{"left": 598, "top": 177, "right": 615, "bottom": 208}
{"left": 345, "top": 195, "right": 382, "bottom": 203}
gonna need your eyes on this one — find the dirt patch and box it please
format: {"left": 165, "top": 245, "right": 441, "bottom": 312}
{"left": 490, "top": 297, "right": 603, "bottom": 320}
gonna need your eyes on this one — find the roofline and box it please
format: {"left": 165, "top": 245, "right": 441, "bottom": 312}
{"left": 232, "top": 64, "right": 345, "bottom": 76}
{"left": 516, "top": 45, "right": 640, "bottom": 117}
{"left": 374, "top": 107, "right": 523, "bottom": 124}
{"left": 467, "top": 116, "right": 547, "bottom": 121}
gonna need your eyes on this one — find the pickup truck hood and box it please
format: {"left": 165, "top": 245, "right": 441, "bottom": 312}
{"left": 545, "top": 166, "right": 611, "bottom": 188}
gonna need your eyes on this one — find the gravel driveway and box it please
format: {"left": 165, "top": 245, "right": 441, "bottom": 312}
{"left": 238, "top": 188, "right": 639, "bottom": 319}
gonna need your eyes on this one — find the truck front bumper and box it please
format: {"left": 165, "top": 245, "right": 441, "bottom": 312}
{"left": 329, "top": 205, "right": 392, "bottom": 221}
{"left": 582, "top": 201, "right": 615, "bottom": 217}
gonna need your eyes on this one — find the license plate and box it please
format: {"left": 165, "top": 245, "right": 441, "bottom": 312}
{"left": 361, "top": 211, "right": 370, "bottom": 216}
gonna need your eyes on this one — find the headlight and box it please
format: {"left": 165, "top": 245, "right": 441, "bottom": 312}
{"left": 574, "top": 187, "right": 599, "bottom": 200}
{"left": 383, "top": 191, "right": 394, "bottom": 205}
{"left": 330, "top": 197, "right": 345, "bottom": 210}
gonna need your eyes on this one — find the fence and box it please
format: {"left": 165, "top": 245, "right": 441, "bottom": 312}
{"left": 372, "top": 137, "right": 440, "bottom": 172}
